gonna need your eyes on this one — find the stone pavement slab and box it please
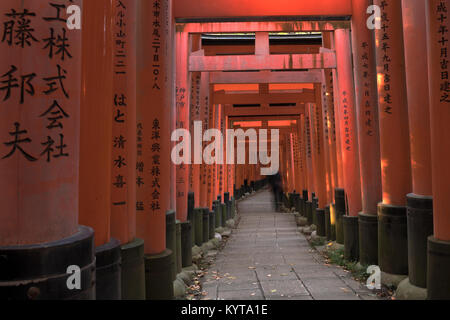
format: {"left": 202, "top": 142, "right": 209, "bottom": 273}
{"left": 199, "top": 189, "right": 381, "bottom": 300}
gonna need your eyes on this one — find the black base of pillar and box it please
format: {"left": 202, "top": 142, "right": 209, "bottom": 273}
{"left": 95, "top": 237, "right": 122, "bottom": 300}
{"left": 0, "top": 226, "right": 95, "bottom": 300}
{"left": 335, "top": 189, "right": 345, "bottom": 245}
{"left": 378, "top": 203, "right": 408, "bottom": 276}
{"left": 221, "top": 204, "right": 227, "bottom": 228}
{"left": 306, "top": 201, "right": 313, "bottom": 225}
{"left": 144, "top": 249, "right": 174, "bottom": 300}
{"left": 213, "top": 201, "right": 221, "bottom": 228}
{"left": 231, "top": 197, "right": 236, "bottom": 218}
{"left": 187, "top": 192, "right": 195, "bottom": 244}
{"left": 330, "top": 204, "right": 337, "bottom": 241}
{"left": 121, "top": 238, "right": 145, "bottom": 300}
{"left": 316, "top": 209, "right": 326, "bottom": 237}
{"left": 194, "top": 208, "right": 203, "bottom": 246}
{"left": 301, "top": 190, "right": 308, "bottom": 216}
{"left": 325, "top": 206, "right": 332, "bottom": 241}
{"left": 343, "top": 216, "right": 359, "bottom": 262}
{"left": 299, "top": 198, "right": 305, "bottom": 216}
{"left": 175, "top": 221, "right": 182, "bottom": 274}
{"left": 166, "top": 211, "right": 176, "bottom": 281}
{"left": 181, "top": 221, "right": 192, "bottom": 268}
{"left": 407, "top": 193, "right": 433, "bottom": 289}
{"left": 209, "top": 211, "right": 215, "bottom": 240}
{"left": 427, "top": 236, "right": 450, "bottom": 300}
{"left": 312, "top": 198, "right": 318, "bottom": 226}
{"left": 202, "top": 208, "right": 210, "bottom": 244}
{"left": 293, "top": 193, "right": 300, "bottom": 212}
{"left": 358, "top": 212, "right": 378, "bottom": 266}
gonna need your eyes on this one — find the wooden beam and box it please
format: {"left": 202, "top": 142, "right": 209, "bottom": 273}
{"left": 176, "top": 21, "right": 351, "bottom": 33}
{"left": 225, "top": 105, "right": 305, "bottom": 117}
{"left": 189, "top": 52, "right": 336, "bottom": 72}
{"left": 214, "top": 91, "right": 315, "bottom": 104}
{"left": 210, "top": 70, "right": 324, "bottom": 84}
{"left": 230, "top": 115, "right": 301, "bottom": 122}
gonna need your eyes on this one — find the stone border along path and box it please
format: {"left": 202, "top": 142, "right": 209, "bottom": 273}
{"left": 199, "top": 188, "right": 381, "bottom": 300}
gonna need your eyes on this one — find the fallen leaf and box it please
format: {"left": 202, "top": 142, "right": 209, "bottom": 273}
{"left": 271, "top": 289, "right": 277, "bottom": 293}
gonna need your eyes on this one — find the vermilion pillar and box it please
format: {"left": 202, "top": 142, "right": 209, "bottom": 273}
{"left": 199, "top": 72, "right": 210, "bottom": 207}
{"left": 213, "top": 104, "right": 220, "bottom": 201}
{"left": 189, "top": 35, "right": 201, "bottom": 207}
{"left": 175, "top": 31, "right": 190, "bottom": 222}
{"left": 219, "top": 104, "right": 227, "bottom": 200}
{"left": 0, "top": 0, "right": 95, "bottom": 300}
{"left": 205, "top": 97, "right": 215, "bottom": 209}
{"left": 322, "top": 33, "right": 339, "bottom": 205}
{"left": 351, "top": 0, "right": 382, "bottom": 266}
{"left": 227, "top": 117, "right": 235, "bottom": 198}
{"left": 325, "top": 73, "right": 339, "bottom": 198}
{"left": 426, "top": 0, "right": 450, "bottom": 300}
{"left": 374, "top": 0, "right": 412, "bottom": 282}
{"left": 334, "top": 29, "right": 362, "bottom": 217}
{"left": 136, "top": 0, "right": 174, "bottom": 300}
{"left": 305, "top": 107, "right": 315, "bottom": 198}
{"left": 293, "top": 132, "right": 304, "bottom": 194}
{"left": 79, "top": 0, "right": 123, "bottom": 300}
{"left": 335, "top": 29, "right": 362, "bottom": 251}
{"left": 299, "top": 116, "right": 308, "bottom": 193}
{"left": 110, "top": 0, "right": 145, "bottom": 300}
{"left": 289, "top": 133, "right": 296, "bottom": 193}
{"left": 396, "top": 0, "right": 434, "bottom": 296}
{"left": 311, "top": 85, "right": 328, "bottom": 209}
{"left": 321, "top": 81, "right": 333, "bottom": 205}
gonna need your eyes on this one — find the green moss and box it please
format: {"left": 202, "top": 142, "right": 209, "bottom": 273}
{"left": 324, "top": 246, "right": 369, "bottom": 283}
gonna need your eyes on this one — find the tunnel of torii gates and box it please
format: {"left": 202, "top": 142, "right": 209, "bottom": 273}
{"left": 0, "top": 0, "right": 450, "bottom": 301}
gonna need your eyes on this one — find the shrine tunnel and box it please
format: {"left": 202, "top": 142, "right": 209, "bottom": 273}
{"left": 0, "top": 0, "right": 449, "bottom": 301}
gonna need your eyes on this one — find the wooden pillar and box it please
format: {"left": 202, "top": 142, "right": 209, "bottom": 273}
{"left": 374, "top": 0, "right": 411, "bottom": 279}
{"left": 299, "top": 115, "right": 309, "bottom": 194}
{"left": 206, "top": 94, "right": 215, "bottom": 209}
{"left": 79, "top": 0, "right": 123, "bottom": 299}
{"left": 0, "top": 0, "right": 95, "bottom": 300}
{"left": 332, "top": 69, "right": 344, "bottom": 191}
{"left": 189, "top": 35, "right": 201, "bottom": 207}
{"left": 351, "top": 0, "right": 382, "bottom": 215}
{"left": 175, "top": 32, "right": 190, "bottom": 221}
{"left": 199, "top": 72, "right": 210, "bottom": 207}
{"left": 221, "top": 104, "right": 228, "bottom": 200}
{"left": 293, "top": 131, "right": 304, "bottom": 194}
{"left": 396, "top": 0, "right": 434, "bottom": 293}
{"left": 305, "top": 105, "right": 315, "bottom": 198}
{"left": 110, "top": 0, "right": 145, "bottom": 300}
{"left": 136, "top": 0, "right": 174, "bottom": 299}
{"left": 111, "top": 0, "right": 137, "bottom": 247}
{"left": 79, "top": 0, "right": 113, "bottom": 250}
{"left": 351, "top": 0, "right": 383, "bottom": 266}
{"left": 311, "top": 85, "right": 328, "bottom": 209}
{"left": 322, "top": 33, "right": 339, "bottom": 204}
{"left": 321, "top": 80, "right": 333, "bottom": 205}
{"left": 334, "top": 29, "right": 362, "bottom": 217}
{"left": 227, "top": 116, "right": 234, "bottom": 197}
{"left": 426, "top": 0, "right": 450, "bottom": 300}
{"left": 325, "top": 71, "right": 339, "bottom": 199}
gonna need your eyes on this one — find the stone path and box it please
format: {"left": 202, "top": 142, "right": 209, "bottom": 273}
{"left": 200, "top": 189, "right": 380, "bottom": 300}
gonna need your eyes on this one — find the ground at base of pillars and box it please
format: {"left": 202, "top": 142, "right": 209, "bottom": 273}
{"left": 197, "top": 190, "right": 382, "bottom": 300}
